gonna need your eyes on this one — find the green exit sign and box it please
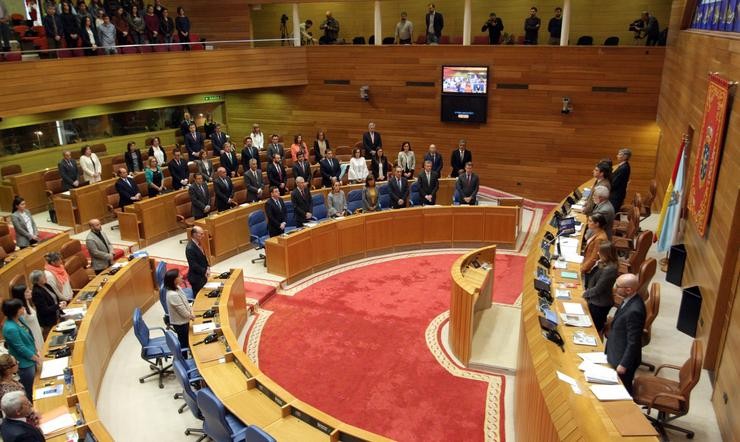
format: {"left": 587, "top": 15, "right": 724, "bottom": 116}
{"left": 203, "top": 95, "right": 224, "bottom": 102}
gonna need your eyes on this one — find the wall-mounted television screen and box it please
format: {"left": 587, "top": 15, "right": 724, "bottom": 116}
{"left": 442, "top": 66, "right": 489, "bottom": 94}
{"left": 441, "top": 66, "right": 489, "bottom": 123}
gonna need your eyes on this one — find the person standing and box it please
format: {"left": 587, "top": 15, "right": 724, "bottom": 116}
{"left": 189, "top": 173, "right": 211, "bottom": 219}
{"left": 267, "top": 154, "right": 287, "bottom": 195}
{"left": 319, "top": 149, "right": 341, "bottom": 188}
{"left": 30, "top": 270, "right": 65, "bottom": 338}
{"left": 1, "top": 299, "right": 41, "bottom": 400}
{"left": 185, "top": 226, "right": 209, "bottom": 295}
{"left": 582, "top": 242, "right": 617, "bottom": 335}
{"left": 219, "top": 142, "right": 239, "bottom": 178}
{"left": 605, "top": 273, "right": 646, "bottom": 395}
{"left": 418, "top": 160, "right": 439, "bottom": 205}
{"left": 450, "top": 139, "right": 472, "bottom": 178}
{"left": 456, "top": 162, "right": 479, "bottom": 205}
{"left": 44, "top": 253, "right": 73, "bottom": 303}
{"left": 313, "top": 130, "right": 330, "bottom": 162}
{"left": 97, "top": 14, "right": 117, "bottom": 54}
{"left": 290, "top": 177, "right": 313, "bottom": 228}
{"left": 481, "top": 12, "right": 504, "bottom": 45}
{"left": 327, "top": 181, "right": 348, "bottom": 217}
{"left": 241, "top": 136, "right": 260, "bottom": 172}
{"left": 425, "top": 3, "right": 443, "bottom": 44}
{"left": 300, "top": 19, "right": 315, "bottom": 46}
{"left": 79, "top": 145, "right": 102, "bottom": 183}
{"left": 10, "top": 285, "right": 43, "bottom": 353}
{"left": 395, "top": 12, "right": 413, "bottom": 44}
{"left": 637, "top": 11, "right": 660, "bottom": 46}
{"left": 210, "top": 124, "right": 228, "bottom": 157}
{"left": 43, "top": 4, "right": 64, "bottom": 56}
{"left": 243, "top": 159, "right": 264, "bottom": 203}
{"left": 547, "top": 7, "right": 562, "bottom": 45}
{"left": 292, "top": 151, "right": 312, "bottom": 183}
{"left": 397, "top": 141, "right": 416, "bottom": 180}
{"left": 11, "top": 197, "right": 39, "bottom": 249}
{"left": 348, "top": 148, "right": 369, "bottom": 183}
{"left": 214, "top": 167, "right": 235, "bottom": 212}
{"left": 124, "top": 141, "right": 144, "bottom": 173}
{"left": 523, "top": 6, "right": 540, "bottom": 45}
{"left": 319, "top": 10, "right": 339, "bottom": 44}
{"left": 0, "top": 391, "right": 44, "bottom": 441}
{"left": 265, "top": 187, "right": 288, "bottom": 237}
{"left": 175, "top": 7, "right": 191, "bottom": 50}
{"left": 167, "top": 148, "right": 190, "bottom": 190}
{"left": 58, "top": 151, "right": 80, "bottom": 191}
{"left": 164, "top": 269, "right": 194, "bottom": 349}
{"left": 424, "top": 144, "right": 443, "bottom": 175}
{"left": 114, "top": 168, "right": 141, "bottom": 209}
{"left": 362, "top": 122, "right": 382, "bottom": 159}
{"left": 389, "top": 167, "right": 409, "bottom": 209}
{"left": 267, "top": 134, "right": 285, "bottom": 164}
{"left": 250, "top": 123, "right": 264, "bottom": 150}
{"left": 144, "top": 157, "right": 165, "bottom": 198}
{"left": 610, "top": 148, "right": 632, "bottom": 210}
{"left": 0, "top": 0, "right": 12, "bottom": 53}
{"left": 184, "top": 123, "right": 204, "bottom": 161}
{"left": 86, "top": 218, "right": 115, "bottom": 274}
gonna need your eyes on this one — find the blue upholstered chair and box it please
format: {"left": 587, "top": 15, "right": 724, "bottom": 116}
{"left": 248, "top": 211, "right": 268, "bottom": 265}
{"left": 378, "top": 184, "right": 391, "bottom": 210}
{"left": 173, "top": 359, "right": 206, "bottom": 440}
{"left": 347, "top": 189, "right": 363, "bottom": 214}
{"left": 311, "top": 193, "right": 328, "bottom": 220}
{"left": 165, "top": 330, "right": 198, "bottom": 380}
{"left": 245, "top": 426, "right": 276, "bottom": 442}
{"left": 133, "top": 307, "right": 172, "bottom": 388}
{"left": 409, "top": 181, "right": 421, "bottom": 206}
{"left": 196, "top": 388, "right": 249, "bottom": 442}
{"left": 283, "top": 201, "right": 297, "bottom": 232}
{"left": 155, "top": 260, "right": 167, "bottom": 288}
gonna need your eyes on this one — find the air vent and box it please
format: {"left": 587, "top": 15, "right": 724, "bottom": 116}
{"left": 496, "top": 83, "right": 529, "bottom": 90}
{"left": 592, "top": 86, "right": 628, "bottom": 93}
{"left": 406, "top": 81, "right": 435, "bottom": 87}
{"left": 324, "top": 80, "right": 350, "bottom": 85}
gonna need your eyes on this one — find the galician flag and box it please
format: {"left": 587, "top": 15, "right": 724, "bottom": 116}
{"left": 656, "top": 136, "right": 688, "bottom": 252}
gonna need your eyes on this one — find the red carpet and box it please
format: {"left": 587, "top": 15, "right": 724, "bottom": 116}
{"left": 258, "top": 253, "right": 522, "bottom": 441}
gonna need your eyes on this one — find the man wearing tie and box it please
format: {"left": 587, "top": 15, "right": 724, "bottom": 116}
{"left": 319, "top": 149, "right": 341, "bottom": 188}
{"left": 423, "top": 144, "right": 444, "bottom": 175}
{"left": 265, "top": 187, "right": 288, "bottom": 237}
{"left": 210, "top": 124, "right": 228, "bottom": 157}
{"left": 389, "top": 167, "right": 409, "bottom": 209}
{"left": 450, "top": 139, "right": 472, "bottom": 178}
{"left": 179, "top": 112, "right": 194, "bottom": 138}
{"left": 85, "top": 218, "right": 115, "bottom": 274}
{"left": 184, "top": 123, "right": 204, "bottom": 161}
{"left": 456, "top": 162, "right": 479, "bottom": 205}
{"left": 58, "top": 151, "right": 80, "bottom": 191}
{"left": 186, "top": 226, "right": 209, "bottom": 295}
{"left": 290, "top": 177, "right": 313, "bottom": 228}
{"left": 219, "top": 142, "right": 239, "bottom": 177}
{"left": 267, "top": 134, "right": 285, "bottom": 164}
{"left": 605, "top": 273, "right": 646, "bottom": 395}
{"left": 241, "top": 136, "right": 260, "bottom": 173}
{"left": 167, "top": 149, "right": 190, "bottom": 190}
{"left": 188, "top": 173, "right": 211, "bottom": 219}
{"left": 362, "top": 122, "right": 382, "bottom": 159}
{"left": 114, "top": 168, "right": 141, "bottom": 208}
{"left": 418, "top": 160, "right": 440, "bottom": 205}
{"left": 267, "top": 154, "right": 287, "bottom": 195}
{"left": 244, "top": 159, "right": 264, "bottom": 203}
{"left": 292, "top": 151, "right": 312, "bottom": 183}
{"left": 214, "top": 167, "right": 235, "bottom": 212}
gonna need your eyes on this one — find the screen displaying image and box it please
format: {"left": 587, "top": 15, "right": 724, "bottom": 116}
{"left": 442, "top": 66, "right": 488, "bottom": 94}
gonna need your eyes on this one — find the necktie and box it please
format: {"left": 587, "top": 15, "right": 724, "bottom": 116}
{"left": 127, "top": 178, "right": 133, "bottom": 189}
{"left": 467, "top": 174, "right": 471, "bottom": 184}
{"left": 427, "top": 172, "right": 430, "bottom": 182}
{"left": 460, "top": 150, "right": 464, "bottom": 161}
{"left": 277, "top": 165, "right": 282, "bottom": 179}
{"left": 66, "top": 159, "right": 72, "bottom": 168}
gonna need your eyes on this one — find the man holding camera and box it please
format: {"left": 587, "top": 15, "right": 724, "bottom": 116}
{"left": 319, "top": 11, "right": 339, "bottom": 44}
{"left": 481, "top": 12, "right": 504, "bottom": 45}
{"left": 630, "top": 11, "right": 660, "bottom": 46}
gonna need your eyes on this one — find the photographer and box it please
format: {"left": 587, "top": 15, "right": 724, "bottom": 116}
{"left": 300, "top": 19, "right": 315, "bottom": 45}
{"left": 630, "top": 11, "right": 660, "bottom": 46}
{"left": 481, "top": 12, "right": 504, "bottom": 45}
{"left": 319, "top": 10, "right": 339, "bottom": 45}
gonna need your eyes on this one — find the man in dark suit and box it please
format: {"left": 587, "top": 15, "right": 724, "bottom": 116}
{"left": 319, "top": 149, "right": 341, "bottom": 188}
{"left": 423, "top": 144, "right": 444, "bottom": 175}
{"left": 179, "top": 112, "right": 194, "bottom": 138}
{"left": 450, "top": 139, "right": 472, "bottom": 178}
{"left": 610, "top": 148, "right": 632, "bottom": 210}
{"left": 605, "top": 273, "right": 646, "bottom": 395}
{"left": 0, "top": 391, "right": 44, "bottom": 442}
{"left": 267, "top": 154, "right": 287, "bottom": 195}
{"left": 389, "top": 167, "right": 409, "bottom": 209}
{"left": 267, "top": 134, "right": 285, "bottom": 165}
{"left": 243, "top": 159, "right": 264, "bottom": 203}
{"left": 219, "top": 142, "right": 239, "bottom": 178}
{"left": 265, "top": 187, "right": 288, "bottom": 237}
{"left": 456, "top": 162, "right": 479, "bottom": 205}
{"left": 425, "top": 3, "right": 444, "bottom": 44}
{"left": 188, "top": 173, "right": 211, "bottom": 219}
{"left": 184, "top": 123, "right": 204, "bottom": 161}
{"left": 290, "top": 177, "right": 313, "bottom": 228}
{"left": 58, "top": 151, "right": 80, "bottom": 191}
{"left": 186, "top": 226, "right": 209, "bottom": 295}
{"left": 114, "top": 167, "right": 141, "bottom": 208}
{"left": 362, "top": 122, "right": 382, "bottom": 159}
{"left": 241, "top": 136, "right": 260, "bottom": 173}
{"left": 213, "top": 167, "right": 235, "bottom": 212}
{"left": 168, "top": 149, "right": 190, "bottom": 190}
{"left": 42, "top": 4, "right": 64, "bottom": 55}
{"left": 418, "top": 160, "right": 440, "bottom": 205}
{"left": 292, "top": 151, "right": 312, "bottom": 183}
{"left": 587, "top": 186, "right": 615, "bottom": 239}
{"left": 210, "top": 124, "right": 228, "bottom": 157}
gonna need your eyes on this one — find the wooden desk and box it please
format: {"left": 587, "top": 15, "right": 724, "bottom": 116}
{"left": 53, "top": 179, "right": 114, "bottom": 232}
{"left": 0, "top": 170, "right": 47, "bottom": 213}
{"left": 265, "top": 206, "right": 519, "bottom": 284}
{"left": 514, "top": 180, "right": 658, "bottom": 441}
{"left": 118, "top": 190, "right": 183, "bottom": 245}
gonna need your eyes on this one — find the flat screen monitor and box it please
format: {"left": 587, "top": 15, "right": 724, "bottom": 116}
{"left": 558, "top": 217, "right": 577, "bottom": 236}
{"left": 442, "top": 66, "right": 489, "bottom": 94}
{"left": 441, "top": 66, "right": 489, "bottom": 123}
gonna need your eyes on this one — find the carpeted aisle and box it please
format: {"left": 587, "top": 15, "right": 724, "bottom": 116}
{"left": 257, "top": 253, "right": 524, "bottom": 441}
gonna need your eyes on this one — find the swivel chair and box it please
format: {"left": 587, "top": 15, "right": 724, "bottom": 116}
{"left": 248, "top": 211, "right": 268, "bottom": 265}
{"left": 196, "top": 388, "right": 249, "bottom": 442}
{"left": 133, "top": 307, "right": 172, "bottom": 388}
{"left": 173, "top": 359, "right": 206, "bottom": 441}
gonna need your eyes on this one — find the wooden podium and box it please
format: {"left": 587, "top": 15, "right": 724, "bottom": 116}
{"left": 449, "top": 245, "right": 496, "bottom": 366}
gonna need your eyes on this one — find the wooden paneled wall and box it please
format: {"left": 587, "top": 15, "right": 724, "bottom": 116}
{"left": 175, "top": 0, "right": 253, "bottom": 42}
{"left": 653, "top": 3, "right": 740, "bottom": 435}
{"left": 250, "top": 0, "right": 672, "bottom": 47}
{"left": 226, "top": 45, "right": 663, "bottom": 202}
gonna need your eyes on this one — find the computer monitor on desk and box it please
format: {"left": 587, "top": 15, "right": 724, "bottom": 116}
{"left": 557, "top": 217, "right": 576, "bottom": 237}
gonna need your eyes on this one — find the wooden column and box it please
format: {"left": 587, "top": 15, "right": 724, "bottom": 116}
{"left": 560, "top": 0, "right": 571, "bottom": 46}
{"left": 373, "top": 1, "right": 382, "bottom": 46}
{"left": 462, "top": 0, "right": 472, "bottom": 45}
{"left": 291, "top": 3, "right": 300, "bottom": 46}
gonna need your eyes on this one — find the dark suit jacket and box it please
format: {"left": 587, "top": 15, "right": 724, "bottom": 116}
{"left": 188, "top": 182, "right": 211, "bottom": 219}
{"left": 243, "top": 169, "right": 264, "bottom": 202}
{"left": 214, "top": 177, "right": 234, "bottom": 212}
{"left": 267, "top": 162, "right": 286, "bottom": 193}
{"left": 168, "top": 158, "right": 190, "bottom": 190}
{"left": 125, "top": 149, "right": 144, "bottom": 172}
{"left": 210, "top": 132, "right": 228, "bottom": 156}
{"left": 179, "top": 119, "right": 194, "bottom": 137}
{"left": 58, "top": 158, "right": 80, "bottom": 191}
{"left": 362, "top": 131, "right": 382, "bottom": 158}
{"left": 267, "top": 143, "right": 285, "bottom": 163}
{"left": 456, "top": 173, "right": 479, "bottom": 204}
{"left": 423, "top": 152, "right": 444, "bottom": 174}
{"left": 312, "top": 139, "right": 331, "bottom": 162}
{"left": 610, "top": 162, "right": 631, "bottom": 210}
{"left": 290, "top": 187, "right": 313, "bottom": 227}
{"left": 292, "top": 160, "right": 312, "bottom": 183}
{"left": 184, "top": 131, "right": 205, "bottom": 160}
{"left": 450, "top": 149, "right": 472, "bottom": 177}
{"left": 319, "top": 158, "right": 341, "bottom": 188}
{"left": 32, "top": 284, "right": 62, "bottom": 328}
{"left": 388, "top": 176, "right": 409, "bottom": 208}
{"left": 241, "top": 146, "right": 260, "bottom": 171}
{"left": 80, "top": 25, "right": 101, "bottom": 48}
{"left": 583, "top": 263, "right": 618, "bottom": 308}
{"left": 606, "top": 295, "right": 646, "bottom": 372}
{"left": 43, "top": 14, "right": 64, "bottom": 38}
{"left": 425, "top": 11, "right": 444, "bottom": 37}
{"left": 115, "top": 177, "right": 139, "bottom": 208}
{"left": 0, "top": 418, "right": 45, "bottom": 442}
{"left": 220, "top": 151, "right": 239, "bottom": 176}
{"left": 418, "top": 170, "right": 440, "bottom": 204}
{"left": 185, "top": 240, "right": 208, "bottom": 286}
{"left": 371, "top": 156, "right": 391, "bottom": 181}
{"left": 265, "top": 197, "right": 287, "bottom": 237}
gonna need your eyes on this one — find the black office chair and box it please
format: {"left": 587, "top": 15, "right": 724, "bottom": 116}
{"left": 352, "top": 36, "right": 365, "bottom": 45}
{"left": 368, "top": 35, "right": 375, "bottom": 45}
{"left": 382, "top": 37, "right": 395, "bottom": 45}
{"left": 604, "top": 36, "right": 620, "bottom": 46}
{"left": 576, "top": 36, "right": 594, "bottom": 45}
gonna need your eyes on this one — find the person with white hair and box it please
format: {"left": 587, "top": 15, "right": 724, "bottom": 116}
{"left": 586, "top": 185, "right": 615, "bottom": 239}
{"left": 610, "top": 148, "right": 632, "bottom": 210}
{"left": 290, "top": 177, "right": 314, "bottom": 227}
{"left": 0, "top": 390, "right": 44, "bottom": 441}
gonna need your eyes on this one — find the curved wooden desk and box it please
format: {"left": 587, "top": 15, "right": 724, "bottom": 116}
{"left": 33, "top": 257, "right": 156, "bottom": 441}
{"left": 514, "top": 181, "right": 658, "bottom": 441}
{"left": 189, "top": 269, "right": 392, "bottom": 441}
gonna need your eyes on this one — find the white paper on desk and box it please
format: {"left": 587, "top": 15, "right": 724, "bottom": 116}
{"left": 40, "top": 412, "right": 76, "bottom": 435}
{"left": 578, "top": 352, "right": 608, "bottom": 364}
{"left": 560, "top": 313, "right": 592, "bottom": 327}
{"left": 581, "top": 361, "right": 619, "bottom": 384}
{"left": 571, "top": 203, "right": 584, "bottom": 212}
{"left": 574, "top": 224, "right": 583, "bottom": 232}
{"left": 553, "top": 260, "right": 568, "bottom": 269}
{"left": 111, "top": 262, "right": 126, "bottom": 269}
{"left": 304, "top": 221, "right": 318, "bottom": 228}
{"left": 40, "top": 357, "right": 69, "bottom": 379}
{"left": 61, "top": 191, "right": 71, "bottom": 196}
{"left": 62, "top": 307, "right": 86, "bottom": 317}
{"left": 560, "top": 238, "right": 579, "bottom": 247}
{"left": 203, "top": 282, "right": 223, "bottom": 290}
{"left": 590, "top": 384, "right": 632, "bottom": 401}
{"left": 563, "top": 254, "right": 585, "bottom": 264}
{"left": 192, "top": 322, "right": 216, "bottom": 334}
{"left": 555, "top": 289, "right": 571, "bottom": 299}
{"left": 562, "top": 302, "right": 585, "bottom": 315}
{"left": 35, "top": 384, "right": 64, "bottom": 399}
{"left": 573, "top": 333, "right": 598, "bottom": 346}
{"left": 556, "top": 370, "right": 582, "bottom": 395}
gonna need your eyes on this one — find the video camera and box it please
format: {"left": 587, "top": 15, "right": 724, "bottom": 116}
{"left": 629, "top": 19, "right": 644, "bottom": 36}
{"left": 280, "top": 14, "right": 289, "bottom": 24}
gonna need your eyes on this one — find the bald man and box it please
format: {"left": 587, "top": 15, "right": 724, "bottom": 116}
{"left": 605, "top": 273, "right": 646, "bottom": 395}
{"left": 185, "top": 226, "right": 209, "bottom": 295}
{"left": 86, "top": 218, "right": 114, "bottom": 274}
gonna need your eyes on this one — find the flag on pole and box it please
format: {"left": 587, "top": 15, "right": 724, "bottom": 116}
{"left": 656, "top": 136, "right": 688, "bottom": 252}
